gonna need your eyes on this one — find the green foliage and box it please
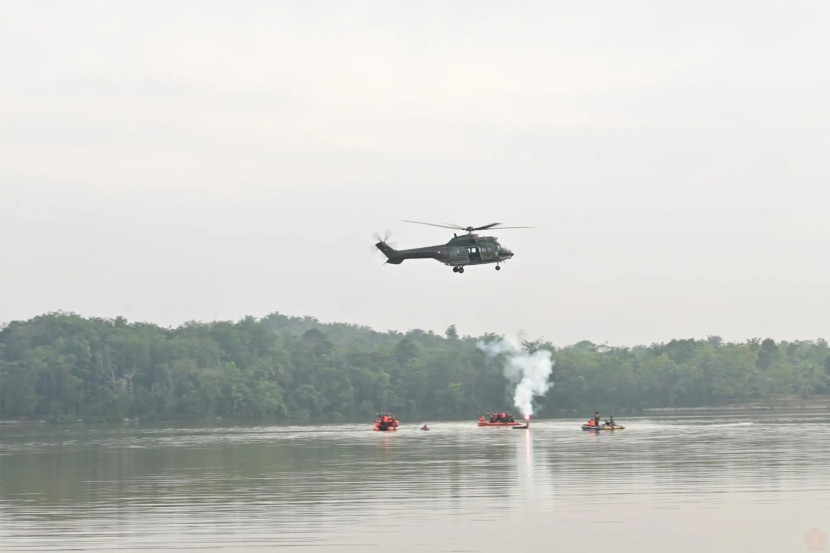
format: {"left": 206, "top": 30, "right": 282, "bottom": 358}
{"left": 0, "top": 312, "right": 828, "bottom": 423}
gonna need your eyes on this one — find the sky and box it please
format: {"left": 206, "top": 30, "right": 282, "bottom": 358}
{"left": 2, "top": 1, "right": 829, "bottom": 346}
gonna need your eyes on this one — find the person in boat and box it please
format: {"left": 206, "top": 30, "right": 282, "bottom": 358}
{"left": 594, "top": 412, "right": 601, "bottom": 427}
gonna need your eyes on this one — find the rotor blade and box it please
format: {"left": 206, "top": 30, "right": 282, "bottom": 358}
{"left": 486, "top": 225, "right": 536, "bottom": 229}
{"left": 471, "top": 223, "right": 502, "bottom": 231}
{"left": 403, "top": 220, "right": 464, "bottom": 230}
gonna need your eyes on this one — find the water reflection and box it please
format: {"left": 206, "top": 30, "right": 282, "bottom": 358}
{"left": 1, "top": 413, "right": 829, "bottom": 552}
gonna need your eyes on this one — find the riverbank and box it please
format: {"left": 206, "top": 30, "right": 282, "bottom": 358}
{"left": 643, "top": 395, "right": 830, "bottom": 413}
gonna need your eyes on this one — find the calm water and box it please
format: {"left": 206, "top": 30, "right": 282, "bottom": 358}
{"left": 1, "top": 412, "right": 829, "bottom": 552}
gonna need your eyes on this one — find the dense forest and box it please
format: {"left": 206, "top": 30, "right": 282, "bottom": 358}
{"left": 1, "top": 312, "right": 828, "bottom": 423}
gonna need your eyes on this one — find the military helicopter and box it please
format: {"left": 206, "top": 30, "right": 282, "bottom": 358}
{"left": 374, "top": 220, "right": 533, "bottom": 274}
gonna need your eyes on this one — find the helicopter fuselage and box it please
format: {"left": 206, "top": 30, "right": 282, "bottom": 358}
{"left": 375, "top": 233, "right": 514, "bottom": 272}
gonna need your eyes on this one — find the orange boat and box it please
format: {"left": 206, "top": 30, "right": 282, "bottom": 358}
{"left": 478, "top": 412, "right": 523, "bottom": 427}
{"left": 374, "top": 413, "right": 400, "bottom": 431}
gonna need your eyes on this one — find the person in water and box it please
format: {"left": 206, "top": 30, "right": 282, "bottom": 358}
{"left": 421, "top": 424, "right": 429, "bottom": 431}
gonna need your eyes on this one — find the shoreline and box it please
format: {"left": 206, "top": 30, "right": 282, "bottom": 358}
{"left": 2, "top": 396, "right": 827, "bottom": 426}
{"left": 643, "top": 396, "right": 830, "bottom": 413}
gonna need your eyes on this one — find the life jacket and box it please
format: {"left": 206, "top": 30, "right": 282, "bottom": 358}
{"left": 588, "top": 420, "right": 595, "bottom": 426}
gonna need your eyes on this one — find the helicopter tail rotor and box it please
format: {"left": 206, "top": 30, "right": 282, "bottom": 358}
{"left": 371, "top": 231, "right": 402, "bottom": 263}
{"left": 372, "top": 230, "right": 395, "bottom": 244}
{"left": 372, "top": 231, "right": 404, "bottom": 264}
{"left": 375, "top": 241, "right": 404, "bottom": 264}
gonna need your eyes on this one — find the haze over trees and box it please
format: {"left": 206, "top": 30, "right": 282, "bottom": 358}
{"left": 0, "top": 312, "right": 828, "bottom": 423}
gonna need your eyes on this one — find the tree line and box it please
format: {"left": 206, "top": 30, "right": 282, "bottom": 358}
{"left": 0, "top": 312, "right": 828, "bottom": 423}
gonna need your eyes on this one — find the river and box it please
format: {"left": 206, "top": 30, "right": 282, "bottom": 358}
{"left": 1, "top": 411, "right": 828, "bottom": 552}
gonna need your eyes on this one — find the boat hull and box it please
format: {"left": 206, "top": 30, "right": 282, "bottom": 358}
{"left": 581, "top": 424, "right": 625, "bottom": 431}
{"left": 478, "top": 421, "right": 524, "bottom": 427}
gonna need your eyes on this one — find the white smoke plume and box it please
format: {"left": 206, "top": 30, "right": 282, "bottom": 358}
{"left": 477, "top": 338, "right": 554, "bottom": 418}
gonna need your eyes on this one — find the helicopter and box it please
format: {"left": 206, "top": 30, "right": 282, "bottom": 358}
{"left": 374, "top": 220, "right": 533, "bottom": 274}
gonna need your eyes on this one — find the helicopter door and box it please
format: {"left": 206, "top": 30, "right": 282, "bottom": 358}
{"left": 468, "top": 246, "right": 482, "bottom": 262}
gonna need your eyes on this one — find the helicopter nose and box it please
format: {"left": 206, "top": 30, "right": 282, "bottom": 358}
{"left": 501, "top": 249, "right": 514, "bottom": 258}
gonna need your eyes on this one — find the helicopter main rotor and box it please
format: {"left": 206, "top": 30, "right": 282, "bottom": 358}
{"left": 403, "top": 220, "right": 534, "bottom": 234}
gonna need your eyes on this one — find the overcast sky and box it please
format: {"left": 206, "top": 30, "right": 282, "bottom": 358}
{"left": 2, "top": 1, "right": 829, "bottom": 346}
